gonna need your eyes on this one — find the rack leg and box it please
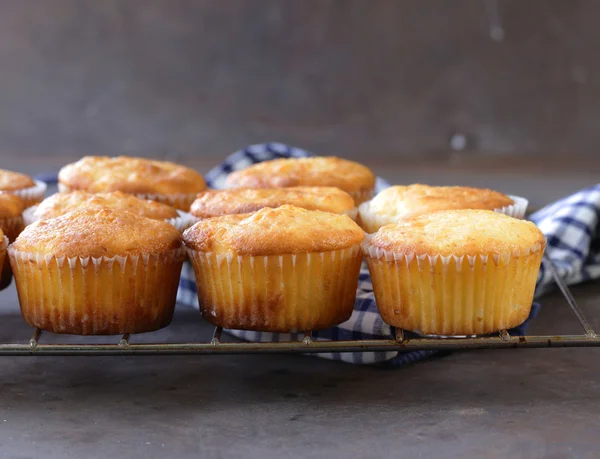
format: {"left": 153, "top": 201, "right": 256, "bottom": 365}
{"left": 303, "top": 331, "right": 312, "bottom": 345}
{"left": 29, "top": 328, "right": 42, "bottom": 349}
{"left": 395, "top": 328, "right": 405, "bottom": 343}
{"left": 545, "top": 256, "right": 597, "bottom": 338}
{"left": 119, "top": 333, "right": 130, "bottom": 347}
{"left": 211, "top": 327, "right": 223, "bottom": 346}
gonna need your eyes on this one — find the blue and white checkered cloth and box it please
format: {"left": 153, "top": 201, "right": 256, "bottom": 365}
{"left": 177, "top": 142, "right": 600, "bottom": 365}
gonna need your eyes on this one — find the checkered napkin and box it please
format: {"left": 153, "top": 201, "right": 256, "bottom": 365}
{"left": 176, "top": 142, "right": 598, "bottom": 365}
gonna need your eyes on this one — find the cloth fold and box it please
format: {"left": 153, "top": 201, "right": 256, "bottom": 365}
{"left": 176, "top": 142, "right": 599, "bottom": 365}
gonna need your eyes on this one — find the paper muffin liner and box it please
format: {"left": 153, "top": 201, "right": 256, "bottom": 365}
{"left": 57, "top": 183, "right": 198, "bottom": 212}
{"left": 22, "top": 205, "right": 37, "bottom": 227}
{"left": 167, "top": 210, "right": 199, "bottom": 232}
{"left": 10, "top": 180, "right": 47, "bottom": 208}
{"left": 25, "top": 204, "right": 196, "bottom": 234}
{"left": 134, "top": 192, "right": 198, "bottom": 212}
{"left": 8, "top": 245, "right": 186, "bottom": 335}
{"left": 361, "top": 238, "right": 544, "bottom": 336}
{"left": 186, "top": 244, "right": 363, "bottom": 332}
{"left": 348, "top": 188, "right": 375, "bottom": 206}
{"left": 498, "top": 195, "right": 528, "bottom": 219}
{"left": 359, "top": 194, "right": 530, "bottom": 234}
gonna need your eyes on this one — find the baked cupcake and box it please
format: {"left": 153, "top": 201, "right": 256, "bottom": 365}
{"left": 0, "top": 229, "right": 7, "bottom": 291}
{"left": 9, "top": 208, "right": 185, "bottom": 335}
{"left": 58, "top": 156, "right": 206, "bottom": 210}
{"left": 0, "top": 193, "right": 26, "bottom": 289}
{"left": 190, "top": 186, "right": 357, "bottom": 220}
{"left": 359, "top": 184, "right": 528, "bottom": 233}
{"left": 225, "top": 157, "right": 375, "bottom": 205}
{"left": 183, "top": 205, "right": 364, "bottom": 332}
{"left": 363, "top": 210, "right": 545, "bottom": 336}
{"left": 0, "top": 193, "right": 25, "bottom": 242}
{"left": 23, "top": 190, "right": 196, "bottom": 232}
{"left": 0, "top": 169, "right": 47, "bottom": 208}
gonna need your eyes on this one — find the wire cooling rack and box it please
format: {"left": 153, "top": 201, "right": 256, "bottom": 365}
{"left": 2, "top": 257, "right": 598, "bottom": 356}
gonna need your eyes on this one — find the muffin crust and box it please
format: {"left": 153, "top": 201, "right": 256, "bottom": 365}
{"left": 365, "top": 185, "right": 514, "bottom": 220}
{"left": 190, "top": 187, "right": 355, "bottom": 218}
{"left": 370, "top": 209, "right": 545, "bottom": 257}
{"left": 58, "top": 156, "right": 206, "bottom": 195}
{"left": 184, "top": 205, "right": 364, "bottom": 255}
{"left": 32, "top": 191, "right": 178, "bottom": 221}
{"left": 13, "top": 208, "right": 182, "bottom": 258}
{"left": 0, "top": 169, "right": 35, "bottom": 191}
{"left": 225, "top": 157, "right": 375, "bottom": 194}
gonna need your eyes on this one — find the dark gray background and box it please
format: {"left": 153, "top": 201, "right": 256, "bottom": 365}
{"left": 0, "top": 0, "right": 598, "bottom": 165}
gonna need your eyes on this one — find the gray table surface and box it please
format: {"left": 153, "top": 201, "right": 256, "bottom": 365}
{"left": 0, "top": 278, "right": 598, "bottom": 459}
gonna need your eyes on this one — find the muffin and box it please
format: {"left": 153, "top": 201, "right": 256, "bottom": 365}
{"left": 183, "top": 205, "right": 364, "bottom": 332}
{"left": 58, "top": 156, "right": 206, "bottom": 210}
{"left": 0, "top": 229, "right": 7, "bottom": 291}
{"left": 190, "top": 186, "right": 357, "bottom": 220}
{"left": 9, "top": 208, "right": 186, "bottom": 335}
{"left": 0, "top": 193, "right": 25, "bottom": 242}
{"left": 0, "top": 193, "right": 26, "bottom": 289}
{"left": 0, "top": 169, "right": 47, "bottom": 208}
{"left": 225, "top": 157, "right": 375, "bottom": 205}
{"left": 23, "top": 190, "right": 196, "bottom": 232}
{"left": 359, "top": 184, "right": 528, "bottom": 233}
{"left": 363, "top": 210, "right": 545, "bottom": 336}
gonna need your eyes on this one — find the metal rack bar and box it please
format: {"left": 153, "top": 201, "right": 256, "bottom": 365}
{"left": 544, "top": 256, "right": 597, "bottom": 337}
{"left": 0, "top": 258, "right": 596, "bottom": 356}
{"left": 0, "top": 334, "right": 597, "bottom": 356}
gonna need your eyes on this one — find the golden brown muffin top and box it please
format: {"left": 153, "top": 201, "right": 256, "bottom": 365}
{"left": 190, "top": 186, "right": 356, "bottom": 218}
{"left": 0, "top": 193, "right": 25, "bottom": 219}
{"left": 0, "top": 169, "right": 35, "bottom": 191}
{"left": 370, "top": 210, "right": 545, "bottom": 257}
{"left": 13, "top": 208, "right": 182, "bottom": 258}
{"left": 32, "top": 191, "right": 178, "bottom": 221}
{"left": 225, "top": 157, "right": 375, "bottom": 193}
{"left": 365, "top": 185, "right": 514, "bottom": 219}
{"left": 58, "top": 156, "right": 206, "bottom": 195}
{"left": 183, "top": 204, "right": 364, "bottom": 255}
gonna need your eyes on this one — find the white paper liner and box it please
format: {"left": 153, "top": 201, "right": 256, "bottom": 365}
{"left": 22, "top": 205, "right": 38, "bottom": 227}
{"left": 361, "top": 238, "right": 544, "bottom": 335}
{"left": 134, "top": 192, "right": 199, "bottom": 211}
{"left": 8, "top": 245, "right": 186, "bottom": 335}
{"left": 359, "top": 193, "right": 530, "bottom": 234}
{"left": 497, "top": 195, "right": 528, "bottom": 219}
{"left": 185, "top": 244, "right": 363, "bottom": 332}
{"left": 10, "top": 180, "right": 47, "bottom": 208}
{"left": 166, "top": 210, "right": 198, "bottom": 232}
{"left": 348, "top": 188, "right": 375, "bottom": 206}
